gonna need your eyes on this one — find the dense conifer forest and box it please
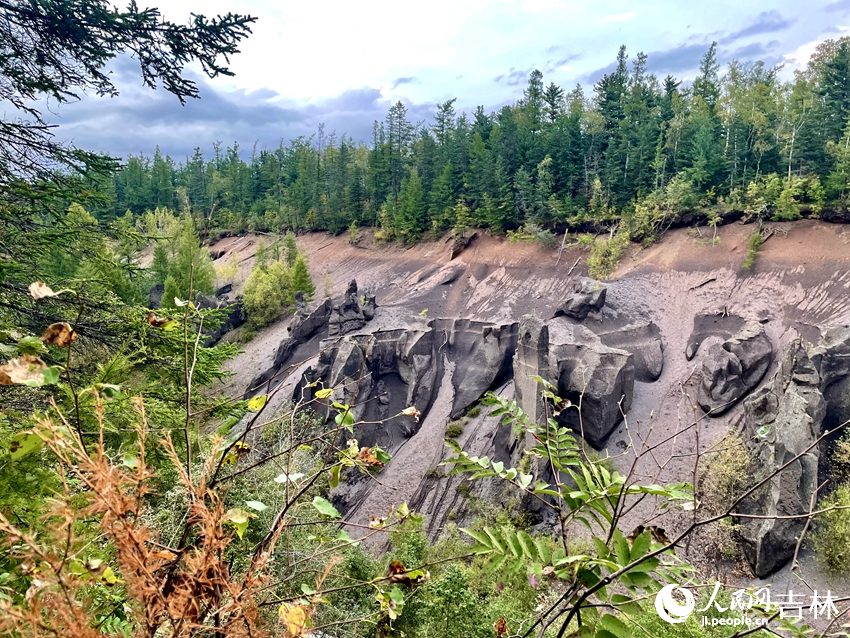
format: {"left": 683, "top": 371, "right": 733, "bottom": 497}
{"left": 99, "top": 41, "right": 850, "bottom": 240}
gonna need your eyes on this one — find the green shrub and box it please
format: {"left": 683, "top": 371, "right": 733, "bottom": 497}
{"left": 830, "top": 431, "right": 850, "bottom": 484}
{"left": 699, "top": 435, "right": 751, "bottom": 514}
{"left": 577, "top": 233, "right": 595, "bottom": 247}
{"left": 242, "top": 267, "right": 284, "bottom": 327}
{"left": 587, "top": 232, "right": 630, "bottom": 279}
{"left": 445, "top": 421, "right": 464, "bottom": 438}
{"left": 812, "top": 483, "right": 850, "bottom": 573}
{"left": 465, "top": 404, "right": 481, "bottom": 418}
{"left": 773, "top": 176, "right": 804, "bottom": 221}
{"left": 743, "top": 232, "right": 764, "bottom": 269}
{"left": 506, "top": 221, "right": 558, "bottom": 249}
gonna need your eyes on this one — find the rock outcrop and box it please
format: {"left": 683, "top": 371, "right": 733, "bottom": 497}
{"left": 556, "top": 278, "right": 607, "bottom": 321}
{"left": 738, "top": 339, "right": 826, "bottom": 577}
{"left": 311, "top": 327, "right": 437, "bottom": 451}
{"left": 272, "top": 297, "right": 334, "bottom": 369}
{"left": 685, "top": 311, "right": 747, "bottom": 360}
{"left": 548, "top": 319, "right": 634, "bottom": 447}
{"left": 597, "top": 321, "right": 664, "bottom": 382}
{"left": 148, "top": 283, "right": 165, "bottom": 309}
{"left": 193, "top": 291, "right": 246, "bottom": 345}
{"left": 328, "top": 280, "right": 370, "bottom": 337}
{"left": 439, "top": 319, "right": 517, "bottom": 417}
{"left": 697, "top": 322, "right": 772, "bottom": 415}
{"left": 812, "top": 325, "right": 850, "bottom": 432}
{"left": 513, "top": 316, "right": 552, "bottom": 429}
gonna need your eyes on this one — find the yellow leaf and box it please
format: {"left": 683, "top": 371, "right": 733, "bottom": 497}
{"left": 278, "top": 602, "right": 309, "bottom": 637}
{"left": 315, "top": 388, "right": 334, "bottom": 399}
{"left": 247, "top": 394, "right": 267, "bottom": 411}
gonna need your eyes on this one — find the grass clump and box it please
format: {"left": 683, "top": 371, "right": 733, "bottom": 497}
{"left": 697, "top": 435, "right": 752, "bottom": 563}
{"left": 445, "top": 421, "right": 464, "bottom": 438}
{"left": 700, "top": 436, "right": 751, "bottom": 513}
{"left": 466, "top": 404, "right": 481, "bottom": 419}
{"left": 811, "top": 483, "right": 850, "bottom": 573}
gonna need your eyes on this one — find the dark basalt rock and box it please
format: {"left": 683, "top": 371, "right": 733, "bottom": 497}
{"left": 821, "top": 208, "right": 850, "bottom": 224}
{"left": 148, "top": 283, "right": 165, "bottom": 309}
{"left": 193, "top": 291, "right": 246, "bottom": 345}
{"left": 548, "top": 319, "right": 634, "bottom": 447}
{"left": 272, "top": 298, "right": 334, "bottom": 370}
{"left": 311, "top": 327, "right": 437, "bottom": 451}
{"left": 215, "top": 283, "right": 233, "bottom": 297}
{"left": 556, "top": 278, "right": 607, "bottom": 321}
{"left": 437, "top": 319, "right": 518, "bottom": 418}
{"left": 328, "top": 280, "right": 367, "bottom": 337}
{"left": 512, "top": 316, "right": 552, "bottom": 430}
{"left": 449, "top": 231, "right": 477, "bottom": 260}
{"left": 696, "top": 322, "right": 772, "bottom": 415}
{"left": 738, "top": 339, "right": 826, "bottom": 577}
{"left": 811, "top": 324, "right": 850, "bottom": 434}
{"left": 294, "top": 290, "right": 309, "bottom": 317}
{"left": 362, "top": 293, "right": 377, "bottom": 321}
{"left": 685, "top": 311, "right": 746, "bottom": 360}
{"left": 597, "top": 321, "right": 664, "bottom": 382}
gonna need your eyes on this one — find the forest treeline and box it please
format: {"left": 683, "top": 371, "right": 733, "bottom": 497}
{"left": 98, "top": 39, "right": 850, "bottom": 241}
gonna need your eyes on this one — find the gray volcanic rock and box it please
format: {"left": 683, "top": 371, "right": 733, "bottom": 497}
{"left": 193, "top": 291, "right": 246, "bottom": 345}
{"left": 738, "top": 339, "right": 826, "bottom": 577}
{"left": 294, "top": 290, "right": 309, "bottom": 317}
{"left": 362, "top": 293, "right": 377, "bottom": 321}
{"left": 273, "top": 298, "right": 333, "bottom": 369}
{"left": 696, "top": 322, "right": 772, "bottom": 415}
{"left": 812, "top": 324, "right": 850, "bottom": 389}
{"left": 328, "top": 280, "right": 367, "bottom": 337}
{"left": 439, "top": 319, "right": 518, "bottom": 418}
{"left": 685, "top": 311, "right": 746, "bottom": 360}
{"left": 556, "top": 278, "right": 607, "bottom": 321}
{"left": 812, "top": 324, "right": 850, "bottom": 433}
{"left": 597, "top": 321, "right": 664, "bottom": 382}
{"left": 513, "top": 316, "right": 552, "bottom": 430}
{"left": 548, "top": 319, "right": 634, "bottom": 447}
{"left": 311, "top": 327, "right": 436, "bottom": 451}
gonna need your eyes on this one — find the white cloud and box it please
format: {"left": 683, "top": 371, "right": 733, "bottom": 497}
{"left": 782, "top": 29, "right": 847, "bottom": 71}
{"left": 601, "top": 11, "right": 637, "bottom": 24}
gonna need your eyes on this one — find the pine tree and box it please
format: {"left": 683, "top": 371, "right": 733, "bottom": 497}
{"left": 284, "top": 232, "right": 298, "bottom": 266}
{"left": 396, "top": 169, "right": 426, "bottom": 242}
{"left": 543, "top": 82, "right": 565, "bottom": 123}
{"left": 254, "top": 238, "right": 268, "bottom": 270}
{"left": 161, "top": 218, "right": 216, "bottom": 307}
{"left": 151, "top": 242, "right": 170, "bottom": 285}
{"left": 291, "top": 253, "right": 315, "bottom": 301}
{"left": 452, "top": 198, "right": 472, "bottom": 237}
{"left": 429, "top": 162, "right": 454, "bottom": 224}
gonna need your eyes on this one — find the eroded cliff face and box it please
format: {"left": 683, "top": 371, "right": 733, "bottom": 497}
{"left": 214, "top": 219, "right": 850, "bottom": 579}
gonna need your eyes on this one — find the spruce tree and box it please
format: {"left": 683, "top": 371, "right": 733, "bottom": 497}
{"left": 151, "top": 242, "right": 170, "bottom": 285}
{"left": 291, "top": 254, "right": 315, "bottom": 301}
{"left": 284, "top": 232, "right": 298, "bottom": 266}
{"left": 396, "top": 169, "right": 426, "bottom": 242}
{"left": 162, "top": 218, "right": 216, "bottom": 306}
{"left": 254, "top": 239, "right": 268, "bottom": 270}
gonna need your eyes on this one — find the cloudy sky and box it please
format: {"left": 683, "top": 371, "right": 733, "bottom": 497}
{"left": 46, "top": 0, "right": 850, "bottom": 161}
